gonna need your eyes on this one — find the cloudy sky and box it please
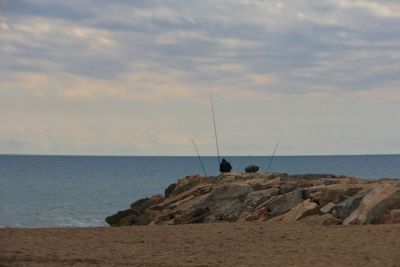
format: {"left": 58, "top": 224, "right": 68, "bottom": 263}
{"left": 0, "top": 0, "right": 400, "bottom": 156}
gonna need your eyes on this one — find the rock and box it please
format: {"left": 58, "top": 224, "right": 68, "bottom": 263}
{"left": 173, "top": 215, "right": 184, "bottom": 224}
{"left": 169, "top": 175, "right": 205, "bottom": 197}
{"left": 172, "top": 204, "right": 210, "bottom": 225}
{"left": 252, "top": 183, "right": 273, "bottom": 191}
{"left": 322, "top": 215, "right": 342, "bottom": 225}
{"left": 105, "top": 208, "right": 159, "bottom": 226}
{"left": 242, "top": 207, "right": 268, "bottom": 221}
{"left": 204, "top": 183, "right": 253, "bottom": 222}
{"left": 344, "top": 183, "right": 400, "bottom": 225}
{"left": 305, "top": 187, "right": 347, "bottom": 207}
{"left": 320, "top": 178, "right": 338, "bottom": 185}
{"left": 320, "top": 189, "right": 370, "bottom": 220}
{"left": 192, "top": 204, "right": 210, "bottom": 218}
{"left": 106, "top": 209, "right": 138, "bottom": 226}
{"left": 106, "top": 172, "right": 399, "bottom": 226}
{"left": 164, "top": 183, "right": 176, "bottom": 198}
{"left": 290, "top": 174, "right": 336, "bottom": 180}
{"left": 330, "top": 189, "right": 370, "bottom": 220}
{"left": 209, "top": 183, "right": 253, "bottom": 201}
{"left": 387, "top": 209, "right": 400, "bottom": 224}
{"left": 151, "top": 213, "right": 172, "bottom": 225}
{"left": 243, "top": 188, "right": 279, "bottom": 210}
{"left": 245, "top": 165, "right": 259, "bottom": 173}
{"left": 130, "top": 194, "right": 164, "bottom": 211}
{"left": 304, "top": 185, "right": 370, "bottom": 206}
{"left": 130, "top": 198, "right": 149, "bottom": 211}
{"left": 320, "top": 202, "right": 336, "bottom": 214}
{"left": 155, "top": 183, "right": 213, "bottom": 211}
{"left": 258, "top": 188, "right": 304, "bottom": 218}
{"left": 264, "top": 172, "right": 289, "bottom": 180}
{"left": 343, "top": 187, "right": 364, "bottom": 197}
{"left": 279, "top": 199, "right": 320, "bottom": 222}
{"left": 146, "top": 195, "right": 164, "bottom": 207}
{"left": 279, "top": 184, "right": 298, "bottom": 194}
{"left": 303, "top": 214, "right": 342, "bottom": 225}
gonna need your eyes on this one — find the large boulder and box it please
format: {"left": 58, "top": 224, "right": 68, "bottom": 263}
{"left": 203, "top": 183, "right": 253, "bottom": 222}
{"left": 208, "top": 183, "right": 253, "bottom": 200}
{"left": 321, "top": 189, "right": 370, "bottom": 220}
{"left": 277, "top": 199, "right": 320, "bottom": 222}
{"left": 105, "top": 209, "right": 159, "bottom": 226}
{"left": 105, "top": 209, "right": 137, "bottom": 226}
{"left": 130, "top": 194, "right": 164, "bottom": 211}
{"left": 304, "top": 185, "right": 367, "bottom": 207}
{"left": 258, "top": 188, "right": 304, "bottom": 218}
{"left": 173, "top": 204, "right": 210, "bottom": 224}
{"left": 242, "top": 188, "right": 279, "bottom": 210}
{"left": 167, "top": 191, "right": 212, "bottom": 224}
{"left": 279, "top": 180, "right": 314, "bottom": 194}
{"left": 168, "top": 175, "right": 205, "bottom": 197}
{"left": 344, "top": 183, "right": 400, "bottom": 225}
{"left": 164, "top": 183, "right": 176, "bottom": 198}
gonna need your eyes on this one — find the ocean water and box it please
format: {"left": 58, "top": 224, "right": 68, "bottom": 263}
{"left": 1, "top": 154, "right": 399, "bottom": 228}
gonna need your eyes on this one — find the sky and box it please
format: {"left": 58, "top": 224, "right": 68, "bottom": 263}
{"left": 0, "top": 0, "right": 400, "bottom": 156}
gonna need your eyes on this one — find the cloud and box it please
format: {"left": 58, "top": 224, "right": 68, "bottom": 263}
{"left": 337, "top": 0, "right": 400, "bottom": 19}
{"left": 3, "top": 0, "right": 400, "bottom": 95}
{"left": 1, "top": 0, "right": 400, "bottom": 155}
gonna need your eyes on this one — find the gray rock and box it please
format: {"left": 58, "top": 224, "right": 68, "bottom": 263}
{"left": 279, "top": 184, "right": 298, "bottom": 194}
{"left": 331, "top": 190, "right": 369, "bottom": 219}
{"left": 344, "top": 183, "right": 400, "bottom": 225}
{"left": 243, "top": 188, "right": 279, "bottom": 210}
{"left": 263, "top": 172, "right": 289, "bottom": 180}
{"left": 321, "top": 202, "right": 336, "bottom": 214}
{"left": 164, "top": 183, "right": 176, "bottom": 198}
{"left": 105, "top": 209, "right": 139, "bottom": 226}
{"left": 290, "top": 174, "right": 336, "bottom": 180}
{"left": 245, "top": 165, "right": 259, "bottom": 173}
{"left": 278, "top": 199, "right": 320, "bottom": 221}
{"left": 320, "top": 190, "right": 370, "bottom": 220}
{"left": 321, "top": 178, "right": 338, "bottom": 185}
{"left": 259, "top": 188, "right": 304, "bottom": 218}
{"left": 252, "top": 183, "right": 273, "bottom": 191}
{"left": 130, "top": 194, "right": 164, "bottom": 211}
{"left": 130, "top": 198, "right": 149, "bottom": 211}
{"left": 106, "top": 172, "right": 398, "bottom": 226}
{"left": 169, "top": 175, "right": 205, "bottom": 197}
{"left": 203, "top": 183, "right": 253, "bottom": 222}
{"left": 208, "top": 183, "right": 253, "bottom": 201}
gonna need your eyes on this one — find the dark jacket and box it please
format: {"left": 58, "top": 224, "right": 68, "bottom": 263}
{"left": 219, "top": 158, "right": 232, "bottom": 173}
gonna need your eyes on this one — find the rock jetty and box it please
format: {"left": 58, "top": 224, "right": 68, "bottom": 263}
{"left": 106, "top": 172, "right": 400, "bottom": 226}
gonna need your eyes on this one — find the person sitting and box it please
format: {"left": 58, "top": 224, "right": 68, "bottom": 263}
{"left": 219, "top": 158, "right": 232, "bottom": 173}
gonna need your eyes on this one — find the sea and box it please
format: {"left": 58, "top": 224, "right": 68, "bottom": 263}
{"left": 1, "top": 154, "right": 399, "bottom": 228}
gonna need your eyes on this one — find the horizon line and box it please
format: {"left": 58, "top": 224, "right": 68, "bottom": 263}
{"left": 0, "top": 153, "right": 399, "bottom": 157}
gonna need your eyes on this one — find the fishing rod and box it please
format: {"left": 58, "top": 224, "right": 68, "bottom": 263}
{"left": 191, "top": 138, "right": 208, "bottom": 178}
{"left": 210, "top": 95, "right": 221, "bottom": 166}
{"left": 267, "top": 136, "right": 280, "bottom": 171}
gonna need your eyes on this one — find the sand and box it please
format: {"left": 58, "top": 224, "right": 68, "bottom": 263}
{"left": 1, "top": 222, "right": 400, "bottom": 267}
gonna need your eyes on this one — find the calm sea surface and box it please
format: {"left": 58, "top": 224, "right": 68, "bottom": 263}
{"left": 1, "top": 154, "right": 399, "bottom": 228}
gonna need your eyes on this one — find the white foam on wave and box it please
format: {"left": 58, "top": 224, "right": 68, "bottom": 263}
{"left": 58, "top": 217, "right": 107, "bottom": 228}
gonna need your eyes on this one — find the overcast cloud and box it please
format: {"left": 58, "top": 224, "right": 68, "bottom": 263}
{"left": 1, "top": 0, "right": 400, "bottom": 155}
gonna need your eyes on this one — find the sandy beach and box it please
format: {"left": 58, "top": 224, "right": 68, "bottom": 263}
{"left": 1, "top": 222, "right": 400, "bottom": 267}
